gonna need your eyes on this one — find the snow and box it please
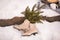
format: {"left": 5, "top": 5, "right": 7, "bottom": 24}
{"left": 0, "top": 0, "right": 60, "bottom": 40}
{"left": 41, "top": 9, "right": 60, "bottom": 17}
{"left": 0, "top": 0, "right": 38, "bottom": 19}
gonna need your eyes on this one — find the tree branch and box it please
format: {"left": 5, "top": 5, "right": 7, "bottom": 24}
{"left": 0, "top": 17, "right": 25, "bottom": 27}
{"left": 0, "top": 15, "right": 60, "bottom": 27}
{"left": 45, "top": 15, "right": 60, "bottom": 22}
{"left": 39, "top": 15, "right": 60, "bottom": 22}
{"left": 41, "top": 0, "right": 49, "bottom": 4}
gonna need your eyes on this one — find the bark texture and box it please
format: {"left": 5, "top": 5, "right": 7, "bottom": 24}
{"left": 0, "top": 17, "right": 25, "bottom": 27}
{"left": 0, "top": 15, "right": 60, "bottom": 27}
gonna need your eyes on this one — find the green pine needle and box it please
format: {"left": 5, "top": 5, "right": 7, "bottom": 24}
{"left": 21, "top": 4, "right": 45, "bottom": 23}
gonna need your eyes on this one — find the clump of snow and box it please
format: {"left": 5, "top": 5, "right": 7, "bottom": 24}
{"left": 40, "top": 9, "right": 60, "bottom": 17}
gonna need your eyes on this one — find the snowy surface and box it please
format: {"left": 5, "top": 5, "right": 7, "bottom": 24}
{"left": 0, "top": 0, "right": 60, "bottom": 40}
{"left": 0, "top": 0, "right": 38, "bottom": 19}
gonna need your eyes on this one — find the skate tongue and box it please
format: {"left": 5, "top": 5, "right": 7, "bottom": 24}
{"left": 13, "top": 19, "right": 30, "bottom": 30}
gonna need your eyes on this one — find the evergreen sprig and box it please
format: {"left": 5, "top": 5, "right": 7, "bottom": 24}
{"left": 21, "top": 4, "right": 45, "bottom": 23}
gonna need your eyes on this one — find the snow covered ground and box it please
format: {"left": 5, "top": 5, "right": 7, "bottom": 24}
{"left": 0, "top": 0, "right": 60, "bottom": 40}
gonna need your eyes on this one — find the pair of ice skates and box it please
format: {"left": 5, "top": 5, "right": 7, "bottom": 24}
{"left": 14, "top": 19, "right": 38, "bottom": 36}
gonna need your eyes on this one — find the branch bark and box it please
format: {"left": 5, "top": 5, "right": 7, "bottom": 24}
{"left": 0, "top": 17, "right": 25, "bottom": 27}
{"left": 41, "top": 0, "right": 49, "bottom": 4}
{"left": 42, "top": 15, "right": 60, "bottom": 22}
{"left": 0, "top": 15, "right": 60, "bottom": 27}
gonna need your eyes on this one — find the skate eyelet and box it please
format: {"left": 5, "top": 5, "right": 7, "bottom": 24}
{"left": 32, "top": 32, "right": 38, "bottom": 35}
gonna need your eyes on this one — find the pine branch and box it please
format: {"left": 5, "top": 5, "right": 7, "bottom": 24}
{"left": 21, "top": 4, "right": 44, "bottom": 23}
{"left": 0, "top": 15, "right": 60, "bottom": 27}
